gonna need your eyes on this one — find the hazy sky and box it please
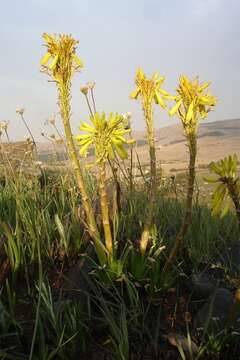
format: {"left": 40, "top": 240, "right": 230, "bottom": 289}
{"left": 0, "top": 0, "right": 239, "bottom": 141}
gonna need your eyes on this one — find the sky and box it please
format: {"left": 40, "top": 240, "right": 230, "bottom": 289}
{"left": 0, "top": 0, "right": 240, "bottom": 141}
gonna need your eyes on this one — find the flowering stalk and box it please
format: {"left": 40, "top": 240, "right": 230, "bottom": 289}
{"left": 130, "top": 68, "right": 171, "bottom": 253}
{"left": 163, "top": 76, "right": 217, "bottom": 271}
{"left": 80, "top": 85, "right": 94, "bottom": 117}
{"left": 48, "top": 115, "right": 67, "bottom": 152}
{"left": 16, "top": 108, "right": 37, "bottom": 150}
{"left": 89, "top": 82, "right": 97, "bottom": 113}
{"left": 40, "top": 33, "right": 106, "bottom": 264}
{"left": 76, "top": 112, "right": 134, "bottom": 259}
{"left": 0, "top": 122, "right": 10, "bottom": 142}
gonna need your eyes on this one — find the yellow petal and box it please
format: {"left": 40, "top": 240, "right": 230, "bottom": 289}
{"left": 169, "top": 100, "right": 182, "bottom": 116}
{"left": 40, "top": 52, "right": 51, "bottom": 65}
{"left": 154, "top": 93, "right": 167, "bottom": 109}
{"left": 49, "top": 55, "right": 59, "bottom": 70}
{"left": 130, "top": 88, "right": 141, "bottom": 99}
{"left": 136, "top": 68, "right": 145, "bottom": 80}
{"left": 80, "top": 122, "right": 95, "bottom": 133}
{"left": 79, "top": 139, "right": 93, "bottom": 157}
{"left": 198, "top": 82, "right": 210, "bottom": 92}
{"left": 114, "top": 144, "right": 127, "bottom": 159}
{"left": 158, "top": 88, "right": 170, "bottom": 97}
{"left": 199, "top": 95, "right": 217, "bottom": 106}
{"left": 74, "top": 54, "right": 84, "bottom": 68}
{"left": 186, "top": 101, "right": 194, "bottom": 122}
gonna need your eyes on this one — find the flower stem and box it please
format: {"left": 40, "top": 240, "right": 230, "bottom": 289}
{"left": 163, "top": 133, "right": 196, "bottom": 271}
{"left": 90, "top": 88, "right": 97, "bottom": 114}
{"left": 99, "top": 163, "right": 113, "bottom": 257}
{"left": 58, "top": 81, "right": 106, "bottom": 265}
{"left": 84, "top": 94, "right": 94, "bottom": 118}
{"left": 140, "top": 100, "right": 157, "bottom": 254}
{"left": 20, "top": 114, "right": 37, "bottom": 150}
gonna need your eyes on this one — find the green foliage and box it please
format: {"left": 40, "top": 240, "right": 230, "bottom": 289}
{"left": 205, "top": 154, "right": 240, "bottom": 217}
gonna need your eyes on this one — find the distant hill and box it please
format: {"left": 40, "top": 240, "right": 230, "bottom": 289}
{"left": 37, "top": 118, "right": 240, "bottom": 173}
{"left": 132, "top": 118, "right": 240, "bottom": 173}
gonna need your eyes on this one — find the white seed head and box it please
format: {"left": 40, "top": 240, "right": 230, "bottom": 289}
{"left": 80, "top": 86, "right": 89, "bottom": 95}
{"left": 87, "top": 81, "right": 96, "bottom": 90}
{"left": 48, "top": 115, "right": 56, "bottom": 125}
{"left": 16, "top": 108, "right": 25, "bottom": 115}
{"left": 0, "top": 121, "right": 8, "bottom": 130}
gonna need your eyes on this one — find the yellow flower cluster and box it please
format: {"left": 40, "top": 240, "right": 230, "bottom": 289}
{"left": 130, "top": 68, "right": 173, "bottom": 109}
{"left": 41, "top": 33, "right": 83, "bottom": 82}
{"left": 76, "top": 112, "right": 134, "bottom": 164}
{"left": 169, "top": 76, "right": 217, "bottom": 128}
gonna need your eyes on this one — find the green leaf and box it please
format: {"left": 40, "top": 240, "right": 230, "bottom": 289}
{"left": 203, "top": 176, "right": 218, "bottom": 184}
{"left": 114, "top": 144, "right": 127, "bottom": 159}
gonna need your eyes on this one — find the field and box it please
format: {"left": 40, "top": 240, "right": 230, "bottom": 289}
{"left": 0, "top": 34, "right": 240, "bottom": 360}
{"left": 0, "top": 151, "right": 239, "bottom": 359}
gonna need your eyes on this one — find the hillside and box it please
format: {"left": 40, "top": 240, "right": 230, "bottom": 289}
{"left": 36, "top": 118, "right": 240, "bottom": 173}
{"left": 132, "top": 118, "right": 240, "bottom": 173}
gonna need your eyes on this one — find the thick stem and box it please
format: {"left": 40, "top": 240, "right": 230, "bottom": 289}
{"left": 140, "top": 101, "right": 157, "bottom": 253}
{"left": 99, "top": 163, "right": 113, "bottom": 256}
{"left": 163, "top": 133, "right": 196, "bottom": 271}
{"left": 58, "top": 81, "right": 106, "bottom": 264}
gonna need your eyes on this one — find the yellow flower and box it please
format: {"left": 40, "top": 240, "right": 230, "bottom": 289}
{"left": 169, "top": 75, "right": 217, "bottom": 127}
{"left": 130, "top": 68, "right": 173, "bottom": 109}
{"left": 76, "top": 112, "right": 135, "bottom": 164}
{"left": 40, "top": 33, "right": 83, "bottom": 82}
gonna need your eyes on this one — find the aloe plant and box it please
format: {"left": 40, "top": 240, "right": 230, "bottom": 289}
{"left": 130, "top": 68, "right": 171, "bottom": 253}
{"left": 76, "top": 112, "right": 134, "bottom": 259}
{"left": 164, "top": 76, "right": 217, "bottom": 271}
{"left": 40, "top": 33, "right": 106, "bottom": 264}
{"left": 206, "top": 154, "right": 240, "bottom": 226}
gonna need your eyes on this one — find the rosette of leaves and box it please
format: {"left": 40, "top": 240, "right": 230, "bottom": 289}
{"left": 76, "top": 112, "right": 135, "bottom": 258}
{"left": 206, "top": 154, "right": 240, "bottom": 223}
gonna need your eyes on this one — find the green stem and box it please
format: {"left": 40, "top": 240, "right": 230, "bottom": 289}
{"left": 99, "top": 163, "right": 113, "bottom": 257}
{"left": 140, "top": 101, "right": 157, "bottom": 254}
{"left": 163, "top": 133, "right": 196, "bottom": 271}
{"left": 58, "top": 81, "right": 106, "bottom": 265}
